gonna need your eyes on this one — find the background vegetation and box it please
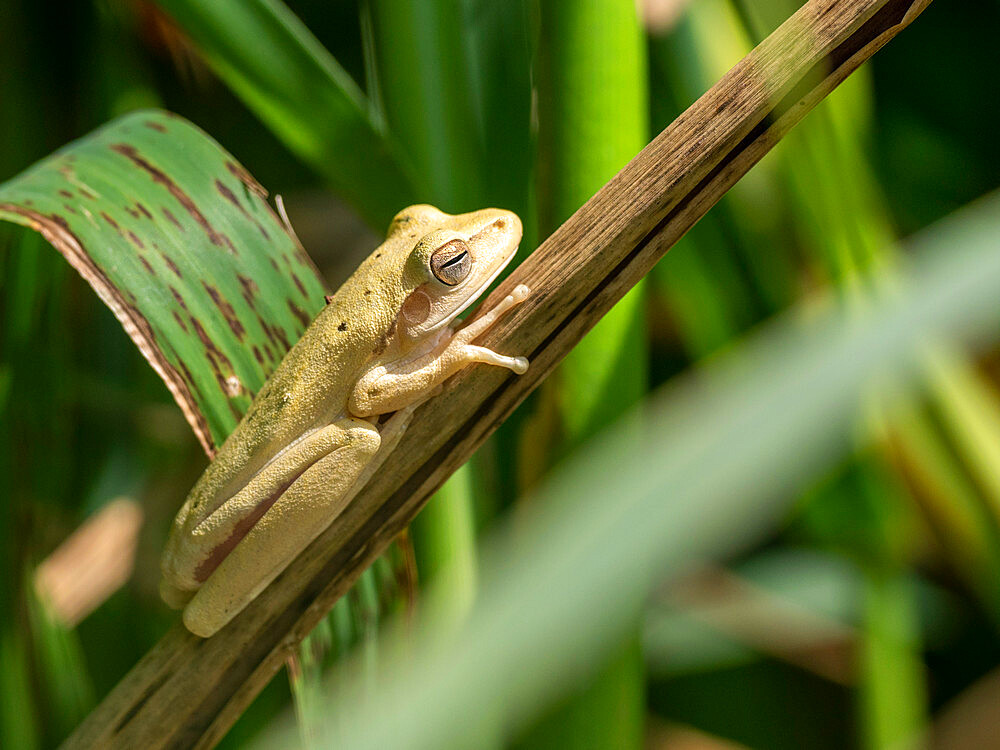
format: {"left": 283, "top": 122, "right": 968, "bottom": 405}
{"left": 1, "top": 1, "right": 998, "bottom": 748}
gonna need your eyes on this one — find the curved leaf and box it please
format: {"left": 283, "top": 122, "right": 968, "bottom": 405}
{"left": 0, "top": 109, "right": 328, "bottom": 454}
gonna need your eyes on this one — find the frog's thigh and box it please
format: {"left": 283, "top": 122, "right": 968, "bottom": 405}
{"left": 183, "top": 417, "right": 380, "bottom": 637}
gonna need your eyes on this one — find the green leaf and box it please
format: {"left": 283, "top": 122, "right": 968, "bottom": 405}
{"left": 154, "top": 0, "right": 422, "bottom": 229}
{"left": 0, "top": 109, "right": 328, "bottom": 453}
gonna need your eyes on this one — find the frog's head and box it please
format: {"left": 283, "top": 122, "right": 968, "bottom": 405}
{"left": 389, "top": 205, "right": 523, "bottom": 338}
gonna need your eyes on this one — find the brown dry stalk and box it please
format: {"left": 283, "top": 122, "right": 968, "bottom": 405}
{"left": 63, "top": 0, "right": 933, "bottom": 747}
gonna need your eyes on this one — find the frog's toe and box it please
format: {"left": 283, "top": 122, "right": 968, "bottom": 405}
{"left": 160, "top": 577, "right": 196, "bottom": 610}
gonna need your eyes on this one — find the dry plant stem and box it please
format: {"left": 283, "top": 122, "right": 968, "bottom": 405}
{"left": 63, "top": 0, "right": 933, "bottom": 747}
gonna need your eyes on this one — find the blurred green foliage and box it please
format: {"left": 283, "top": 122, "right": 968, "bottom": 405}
{"left": 0, "top": 0, "right": 998, "bottom": 749}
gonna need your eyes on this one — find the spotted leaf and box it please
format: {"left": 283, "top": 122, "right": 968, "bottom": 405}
{"left": 0, "top": 109, "right": 328, "bottom": 455}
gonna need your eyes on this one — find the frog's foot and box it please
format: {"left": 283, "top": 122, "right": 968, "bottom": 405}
{"left": 160, "top": 577, "right": 195, "bottom": 610}
{"left": 456, "top": 345, "right": 528, "bottom": 374}
{"left": 446, "top": 283, "right": 530, "bottom": 374}
{"left": 453, "top": 284, "right": 530, "bottom": 345}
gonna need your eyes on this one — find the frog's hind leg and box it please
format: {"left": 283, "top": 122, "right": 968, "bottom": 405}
{"left": 161, "top": 420, "right": 374, "bottom": 599}
{"left": 182, "top": 417, "right": 380, "bottom": 637}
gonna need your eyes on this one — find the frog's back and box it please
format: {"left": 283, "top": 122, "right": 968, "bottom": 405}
{"left": 175, "top": 238, "right": 412, "bottom": 526}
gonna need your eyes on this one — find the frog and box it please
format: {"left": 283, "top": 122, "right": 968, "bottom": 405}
{"left": 160, "top": 204, "right": 530, "bottom": 637}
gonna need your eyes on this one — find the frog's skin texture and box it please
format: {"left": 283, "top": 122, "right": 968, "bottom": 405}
{"left": 160, "top": 205, "right": 530, "bottom": 637}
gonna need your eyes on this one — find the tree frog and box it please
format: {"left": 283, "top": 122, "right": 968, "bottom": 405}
{"left": 160, "top": 205, "right": 530, "bottom": 637}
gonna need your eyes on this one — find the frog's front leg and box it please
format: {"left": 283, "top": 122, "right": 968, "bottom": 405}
{"left": 349, "top": 284, "right": 531, "bottom": 416}
{"left": 181, "top": 417, "right": 380, "bottom": 637}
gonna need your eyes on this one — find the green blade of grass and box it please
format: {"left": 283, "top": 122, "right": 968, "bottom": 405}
{"left": 0, "top": 626, "right": 38, "bottom": 750}
{"left": 520, "top": 1, "right": 650, "bottom": 747}
{"left": 155, "top": 0, "right": 421, "bottom": 228}
{"left": 859, "top": 569, "right": 927, "bottom": 750}
{"left": 362, "top": 0, "right": 533, "bottom": 659}
{"left": 367, "top": 0, "right": 484, "bottom": 211}
{"left": 26, "top": 583, "right": 95, "bottom": 744}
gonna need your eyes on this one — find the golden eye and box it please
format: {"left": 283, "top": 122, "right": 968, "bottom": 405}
{"left": 430, "top": 239, "right": 471, "bottom": 286}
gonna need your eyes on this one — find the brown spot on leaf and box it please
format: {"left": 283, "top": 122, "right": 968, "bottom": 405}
{"left": 57, "top": 166, "right": 98, "bottom": 199}
{"left": 111, "top": 143, "right": 236, "bottom": 253}
{"left": 293, "top": 245, "right": 315, "bottom": 268}
{"left": 169, "top": 285, "right": 189, "bottom": 311}
{"left": 215, "top": 179, "right": 243, "bottom": 210}
{"left": 161, "top": 253, "right": 183, "bottom": 279}
{"left": 251, "top": 345, "right": 264, "bottom": 365}
{"left": 255, "top": 312, "right": 279, "bottom": 349}
{"left": 127, "top": 231, "right": 145, "bottom": 249}
{"left": 225, "top": 161, "right": 267, "bottom": 200}
{"left": 48, "top": 214, "right": 71, "bottom": 232}
{"left": 59, "top": 189, "right": 73, "bottom": 199}
{"left": 135, "top": 202, "right": 152, "bottom": 220}
{"left": 236, "top": 274, "right": 260, "bottom": 309}
{"left": 272, "top": 325, "right": 290, "bottom": 352}
{"left": 145, "top": 120, "right": 167, "bottom": 132}
{"left": 189, "top": 316, "right": 238, "bottom": 394}
{"left": 172, "top": 310, "right": 188, "bottom": 332}
{"left": 162, "top": 208, "right": 183, "bottom": 230}
{"left": 101, "top": 212, "right": 121, "bottom": 232}
{"left": 62, "top": 204, "right": 77, "bottom": 215}
{"left": 202, "top": 281, "right": 246, "bottom": 341}
{"left": 252, "top": 313, "right": 293, "bottom": 356}
{"left": 215, "top": 178, "right": 269, "bottom": 240}
{"left": 287, "top": 300, "right": 311, "bottom": 329}
{"left": 290, "top": 272, "right": 307, "bottom": 298}
{"left": 138, "top": 254, "right": 156, "bottom": 275}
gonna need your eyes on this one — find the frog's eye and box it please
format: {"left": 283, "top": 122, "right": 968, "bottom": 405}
{"left": 430, "top": 239, "right": 471, "bottom": 286}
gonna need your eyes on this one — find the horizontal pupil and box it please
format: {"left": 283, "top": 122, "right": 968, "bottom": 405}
{"left": 440, "top": 251, "right": 468, "bottom": 270}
